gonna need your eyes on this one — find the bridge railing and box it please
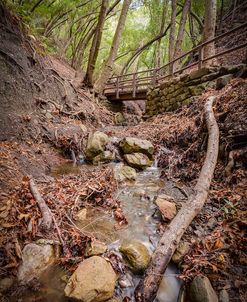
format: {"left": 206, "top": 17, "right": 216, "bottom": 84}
{"left": 104, "top": 21, "right": 247, "bottom": 99}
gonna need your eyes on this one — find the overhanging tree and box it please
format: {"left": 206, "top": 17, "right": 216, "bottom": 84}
{"left": 94, "top": 0, "right": 132, "bottom": 93}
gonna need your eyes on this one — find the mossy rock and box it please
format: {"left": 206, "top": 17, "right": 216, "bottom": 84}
{"left": 120, "top": 137, "right": 154, "bottom": 158}
{"left": 189, "top": 276, "right": 218, "bottom": 302}
{"left": 120, "top": 240, "right": 150, "bottom": 274}
{"left": 189, "top": 85, "right": 205, "bottom": 96}
{"left": 189, "top": 67, "right": 214, "bottom": 80}
{"left": 86, "top": 131, "right": 109, "bottom": 160}
{"left": 92, "top": 151, "right": 114, "bottom": 165}
{"left": 124, "top": 152, "right": 152, "bottom": 169}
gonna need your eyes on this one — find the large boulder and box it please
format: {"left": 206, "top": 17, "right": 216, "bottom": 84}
{"left": 120, "top": 137, "right": 154, "bottom": 158}
{"left": 17, "top": 242, "right": 57, "bottom": 283}
{"left": 155, "top": 194, "right": 177, "bottom": 221}
{"left": 124, "top": 153, "right": 152, "bottom": 169}
{"left": 113, "top": 164, "right": 137, "bottom": 182}
{"left": 189, "top": 276, "right": 218, "bottom": 302}
{"left": 64, "top": 256, "right": 117, "bottom": 302}
{"left": 119, "top": 240, "right": 150, "bottom": 274}
{"left": 86, "top": 131, "right": 109, "bottom": 160}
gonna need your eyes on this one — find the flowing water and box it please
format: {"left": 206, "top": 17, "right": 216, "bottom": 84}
{"left": 18, "top": 163, "right": 182, "bottom": 301}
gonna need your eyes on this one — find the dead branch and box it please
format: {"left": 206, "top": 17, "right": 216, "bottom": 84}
{"left": 135, "top": 96, "right": 219, "bottom": 301}
{"left": 29, "top": 177, "right": 53, "bottom": 231}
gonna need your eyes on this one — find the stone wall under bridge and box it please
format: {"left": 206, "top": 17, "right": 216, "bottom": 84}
{"left": 145, "top": 64, "right": 246, "bottom": 117}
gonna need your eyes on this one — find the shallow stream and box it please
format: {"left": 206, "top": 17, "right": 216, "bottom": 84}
{"left": 20, "top": 163, "right": 182, "bottom": 301}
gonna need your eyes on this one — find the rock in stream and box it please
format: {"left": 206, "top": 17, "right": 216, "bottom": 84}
{"left": 64, "top": 256, "right": 117, "bottom": 302}
{"left": 119, "top": 240, "right": 150, "bottom": 274}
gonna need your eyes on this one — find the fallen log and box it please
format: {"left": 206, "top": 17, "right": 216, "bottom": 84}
{"left": 29, "top": 177, "right": 53, "bottom": 231}
{"left": 135, "top": 96, "right": 219, "bottom": 301}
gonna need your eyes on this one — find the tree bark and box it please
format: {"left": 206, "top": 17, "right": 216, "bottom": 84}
{"left": 203, "top": 0, "right": 217, "bottom": 67}
{"left": 173, "top": 0, "right": 191, "bottom": 63}
{"left": 84, "top": 0, "right": 109, "bottom": 86}
{"left": 135, "top": 96, "right": 219, "bottom": 302}
{"left": 155, "top": 0, "right": 168, "bottom": 69}
{"left": 29, "top": 177, "right": 53, "bottom": 231}
{"left": 30, "top": 0, "right": 45, "bottom": 13}
{"left": 72, "top": 0, "right": 121, "bottom": 69}
{"left": 120, "top": 9, "right": 182, "bottom": 75}
{"left": 94, "top": 0, "right": 132, "bottom": 93}
{"left": 168, "top": 0, "right": 177, "bottom": 70}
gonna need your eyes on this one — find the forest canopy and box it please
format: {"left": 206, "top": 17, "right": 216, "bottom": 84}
{"left": 4, "top": 0, "right": 232, "bottom": 87}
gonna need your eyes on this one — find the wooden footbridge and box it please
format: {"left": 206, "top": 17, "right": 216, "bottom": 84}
{"left": 104, "top": 22, "right": 247, "bottom": 101}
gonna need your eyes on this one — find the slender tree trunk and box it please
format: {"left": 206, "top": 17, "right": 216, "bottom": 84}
{"left": 203, "top": 0, "right": 217, "bottom": 67}
{"left": 219, "top": 0, "right": 224, "bottom": 31}
{"left": 72, "top": 0, "right": 121, "bottom": 69}
{"left": 30, "top": 0, "right": 44, "bottom": 13}
{"left": 155, "top": 0, "right": 168, "bottom": 69}
{"left": 231, "top": 0, "right": 237, "bottom": 21}
{"left": 168, "top": 0, "right": 177, "bottom": 71}
{"left": 135, "top": 96, "right": 219, "bottom": 302}
{"left": 121, "top": 9, "right": 182, "bottom": 75}
{"left": 173, "top": 0, "right": 191, "bottom": 63}
{"left": 84, "top": 0, "right": 109, "bottom": 86}
{"left": 94, "top": 0, "right": 132, "bottom": 93}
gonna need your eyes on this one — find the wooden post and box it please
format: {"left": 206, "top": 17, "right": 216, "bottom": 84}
{"left": 116, "top": 76, "right": 119, "bottom": 99}
{"left": 169, "top": 61, "right": 174, "bottom": 76}
{"left": 151, "top": 69, "right": 157, "bottom": 85}
{"left": 198, "top": 45, "right": 204, "bottom": 69}
{"left": 133, "top": 72, "right": 137, "bottom": 98}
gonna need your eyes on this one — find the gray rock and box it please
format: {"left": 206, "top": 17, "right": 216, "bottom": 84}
{"left": 86, "top": 131, "right": 109, "bottom": 160}
{"left": 114, "top": 112, "right": 125, "bottom": 125}
{"left": 120, "top": 137, "right": 154, "bottom": 158}
{"left": 189, "top": 68, "right": 212, "bottom": 80}
{"left": 17, "top": 243, "right": 57, "bottom": 283}
{"left": 92, "top": 150, "right": 114, "bottom": 165}
{"left": 64, "top": 256, "right": 117, "bottom": 302}
{"left": 216, "top": 74, "right": 233, "bottom": 90}
{"left": 190, "top": 276, "right": 218, "bottom": 302}
{"left": 113, "top": 164, "right": 137, "bottom": 182}
{"left": 124, "top": 152, "right": 152, "bottom": 169}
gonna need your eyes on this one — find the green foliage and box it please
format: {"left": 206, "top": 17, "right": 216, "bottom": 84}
{"left": 4, "top": 0, "right": 232, "bottom": 76}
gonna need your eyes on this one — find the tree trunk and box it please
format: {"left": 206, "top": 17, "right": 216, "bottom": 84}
{"left": 30, "top": 0, "right": 45, "bottom": 13}
{"left": 72, "top": 0, "right": 120, "bottom": 69}
{"left": 155, "top": 0, "right": 168, "bottom": 69}
{"left": 135, "top": 96, "right": 219, "bottom": 302}
{"left": 84, "top": 0, "right": 109, "bottom": 86}
{"left": 173, "top": 0, "right": 191, "bottom": 67}
{"left": 203, "top": 0, "right": 217, "bottom": 67}
{"left": 219, "top": 0, "right": 224, "bottom": 31}
{"left": 168, "top": 0, "right": 177, "bottom": 73}
{"left": 120, "top": 9, "right": 182, "bottom": 75}
{"left": 94, "top": 0, "right": 132, "bottom": 93}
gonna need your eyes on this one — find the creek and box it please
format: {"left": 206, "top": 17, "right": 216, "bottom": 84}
{"left": 18, "top": 163, "right": 183, "bottom": 302}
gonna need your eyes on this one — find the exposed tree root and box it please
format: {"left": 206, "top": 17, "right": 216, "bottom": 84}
{"left": 135, "top": 96, "right": 220, "bottom": 302}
